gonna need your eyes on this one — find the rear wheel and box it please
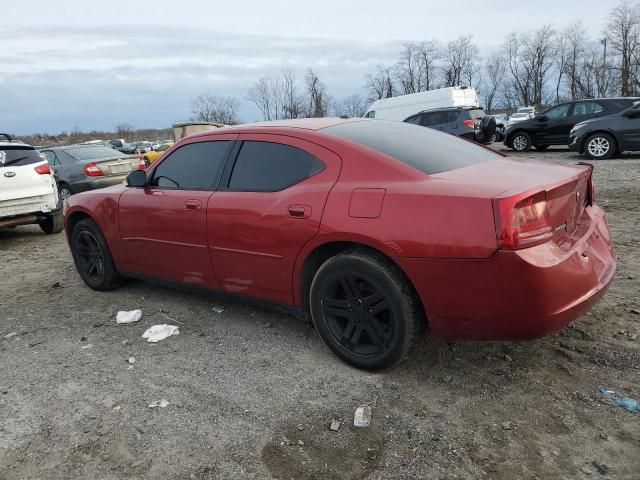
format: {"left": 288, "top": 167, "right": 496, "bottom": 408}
{"left": 58, "top": 183, "right": 72, "bottom": 200}
{"left": 71, "top": 218, "right": 123, "bottom": 290}
{"left": 511, "top": 132, "right": 532, "bottom": 152}
{"left": 39, "top": 211, "right": 64, "bottom": 234}
{"left": 309, "top": 250, "right": 422, "bottom": 370}
{"left": 584, "top": 133, "right": 615, "bottom": 160}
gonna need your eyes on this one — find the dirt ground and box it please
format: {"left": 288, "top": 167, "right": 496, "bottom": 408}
{"left": 1, "top": 146, "right": 639, "bottom": 480}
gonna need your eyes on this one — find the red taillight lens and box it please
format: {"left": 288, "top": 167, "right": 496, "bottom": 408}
{"left": 463, "top": 119, "right": 475, "bottom": 128}
{"left": 494, "top": 190, "right": 553, "bottom": 249}
{"left": 84, "top": 162, "right": 104, "bottom": 177}
{"left": 34, "top": 164, "right": 51, "bottom": 175}
{"left": 138, "top": 156, "right": 147, "bottom": 170}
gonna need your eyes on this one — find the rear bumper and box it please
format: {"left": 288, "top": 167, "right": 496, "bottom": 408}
{"left": 71, "top": 175, "right": 127, "bottom": 194}
{"left": 396, "top": 206, "right": 616, "bottom": 340}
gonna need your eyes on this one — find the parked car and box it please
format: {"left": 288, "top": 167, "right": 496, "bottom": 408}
{"left": 141, "top": 142, "right": 174, "bottom": 165}
{"left": 120, "top": 141, "right": 147, "bottom": 154}
{"left": 41, "top": 144, "right": 142, "bottom": 199}
{"left": 64, "top": 118, "right": 614, "bottom": 370}
{"left": 569, "top": 101, "right": 640, "bottom": 159}
{"left": 517, "top": 106, "right": 536, "bottom": 118}
{"left": 364, "top": 86, "right": 479, "bottom": 121}
{"left": 108, "top": 139, "right": 127, "bottom": 150}
{"left": 403, "top": 106, "right": 496, "bottom": 143}
{"left": 0, "top": 134, "right": 63, "bottom": 234}
{"left": 506, "top": 112, "right": 530, "bottom": 128}
{"left": 504, "top": 98, "right": 640, "bottom": 152}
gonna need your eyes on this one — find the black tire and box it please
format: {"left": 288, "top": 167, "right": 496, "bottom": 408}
{"left": 39, "top": 211, "right": 64, "bottom": 234}
{"left": 309, "top": 250, "right": 423, "bottom": 370}
{"left": 58, "top": 183, "right": 73, "bottom": 200}
{"left": 71, "top": 218, "right": 123, "bottom": 290}
{"left": 481, "top": 116, "right": 497, "bottom": 142}
{"left": 510, "top": 132, "right": 531, "bottom": 152}
{"left": 534, "top": 144, "right": 548, "bottom": 151}
{"left": 584, "top": 133, "right": 616, "bottom": 160}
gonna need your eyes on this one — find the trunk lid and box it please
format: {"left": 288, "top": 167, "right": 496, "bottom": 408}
{"left": 93, "top": 155, "right": 138, "bottom": 176}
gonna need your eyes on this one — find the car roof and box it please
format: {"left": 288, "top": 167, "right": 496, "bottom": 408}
{"left": 188, "top": 117, "right": 364, "bottom": 138}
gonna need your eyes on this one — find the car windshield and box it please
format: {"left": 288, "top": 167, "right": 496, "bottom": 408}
{"left": 322, "top": 120, "right": 499, "bottom": 175}
{"left": 0, "top": 146, "right": 44, "bottom": 167}
{"left": 64, "top": 146, "right": 119, "bottom": 160}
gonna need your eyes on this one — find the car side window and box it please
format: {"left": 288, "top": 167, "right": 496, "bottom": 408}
{"left": 545, "top": 104, "right": 571, "bottom": 119}
{"left": 445, "top": 111, "right": 460, "bottom": 123}
{"left": 150, "top": 141, "right": 231, "bottom": 190}
{"left": 364, "top": 111, "right": 375, "bottom": 118}
{"left": 43, "top": 151, "right": 59, "bottom": 166}
{"left": 572, "top": 102, "right": 603, "bottom": 116}
{"left": 421, "top": 112, "right": 441, "bottom": 126}
{"left": 404, "top": 114, "right": 422, "bottom": 125}
{"left": 227, "top": 141, "right": 325, "bottom": 192}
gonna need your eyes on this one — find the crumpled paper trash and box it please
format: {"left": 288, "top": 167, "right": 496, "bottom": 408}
{"left": 142, "top": 324, "right": 179, "bottom": 343}
{"left": 116, "top": 309, "right": 142, "bottom": 324}
{"left": 148, "top": 399, "right": 170, "bottom": 408}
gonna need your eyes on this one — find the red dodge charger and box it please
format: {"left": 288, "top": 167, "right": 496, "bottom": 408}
{"left": 64, "top": 118, "right": 616, "bottom": 370}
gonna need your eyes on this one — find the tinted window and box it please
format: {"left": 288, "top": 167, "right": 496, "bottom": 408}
{"left": 365, "top": 111, "right": 375, "bottom": 118}
{"left": 0, "top": 146, "right": 45, "bottom": 168}
{"left": 444, "top": 110, "right": 460, "bottom": 122}
{"left": 404, "top": 114, "right": 422, "bottom": 125}
{"left": 65, "top": 146, "right": 119, "bottom": 160}
{"left": 151, "top": 141, "right": 231, "bottom": 189}
{"left": 323, "top": 120, "right": 499, "bottom": 175}
{"left": 572, "top": 101, "right": 603, "bottom": 115}
{"left": 228, "top": 141, "right": 324, "bottom": 192}
{"left": 544, "top": 104, "right": 570, "bottom": 119}
{"left": 467, "top": 108, "right": 486, "bottom": 120}
{"left": 421, "top": 112, "right": 443, "bottom": 126}
{"left": 43, "top": 150, "right": 61, "bottom": 166}
{"left": 608, "top": 99, "right": 638, "bottom": 112}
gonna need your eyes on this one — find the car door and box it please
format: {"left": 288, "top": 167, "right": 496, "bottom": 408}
{"left": 42, "top": 150, "right": 66, "bottom": 184}
{"left": 118, "top": 135, "right": 237, "bottom": 287}
{"left": 207, "top": 134, "right": 341, "bottom": 304}
{"left": 534, "top": 103, "right": 572, "bottom": 144}
{"left": 620, "top": 105, "right": 640, "bottom": 149}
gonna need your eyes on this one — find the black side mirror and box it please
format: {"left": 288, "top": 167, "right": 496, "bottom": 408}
{"left": 126, "top": 169, "right": 147, "bottom": 187}
{"left": 623, "top": 109, "right": 640, "bottom": 118}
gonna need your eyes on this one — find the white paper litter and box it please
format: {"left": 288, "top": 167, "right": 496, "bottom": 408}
{"left": 211, "top": 304, "right": 226, "bottom": 314}
{"left": 142, "top": 324, "right": 179, "bottom": 343}
{"left": 3, "top": 332, "right": 18, "bottom": 340}
{"left": 116, "top": 309, "right": 142, "bottom": 324}
{"left": 80, "top": 344, "right": 93, "bottom": 349}
{"left": 148, "top": 399, "right": 170, "bottom": 408}
{"left": 353, "top": 406, "right": 372, "bottom": 427}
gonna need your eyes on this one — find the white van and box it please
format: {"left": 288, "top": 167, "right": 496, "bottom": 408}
{"left": 363, "top": 87, "right": 479, "bottom": 122}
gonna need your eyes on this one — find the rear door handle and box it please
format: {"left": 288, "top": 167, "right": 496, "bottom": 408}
{"left": 287, "top": 204, "right": 311, "bottom": 219}
{"left": 185, "top": 199, "right": 202, "bottom": 210}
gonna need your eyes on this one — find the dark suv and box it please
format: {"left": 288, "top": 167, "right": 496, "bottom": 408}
{"left": 569, "top": 101, "right": 640, "bottom": 159}
{"left": 404, "top": 107, "right": 496, "bottom": 143}
{"left": 504, "top": 98, "right": 640, "bottom": 152}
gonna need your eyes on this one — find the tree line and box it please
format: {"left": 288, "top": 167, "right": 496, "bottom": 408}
{"left": 192, "top": 1, "right": 640, "bottom": 124}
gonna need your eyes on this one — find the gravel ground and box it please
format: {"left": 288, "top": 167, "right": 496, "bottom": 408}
{"left": 1, "top": 146, "right": 639, "bottom": 479}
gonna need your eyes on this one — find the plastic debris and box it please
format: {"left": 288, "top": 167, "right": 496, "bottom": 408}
{"left": 354, "top": 406, "right": 372, "bottom": 427}
{"left": 148, "top": 399, "right": 170, "bottom": 408}
{"left": 3, "top": 332, "right": 18, "bottom": 340}
{"left": 116, "top": 309, "right": 142, "bottom": 324}
{"left": 211, "top": 304, "right": 226, "bottom": 314}
{"left": 127, "top": 357, "right": 136, "bottom": 364}
{"left": 142, "top": 324, "right": 179, "bottom": 343}
{"left": 329, "top": 419, "right": 341, "bottom": 432}
{"left": 80, "top": 344, "right": 93, "bottom": 349}
{"left": 598, "top": 388, "right": 640, "bottom": 413}
{"left": 592, "top": 462, "right": 608, "bottom": 475}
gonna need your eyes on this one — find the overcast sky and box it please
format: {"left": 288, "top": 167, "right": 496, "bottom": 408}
{"left": 1, "top": 0, "right": 614, "bottom": 134}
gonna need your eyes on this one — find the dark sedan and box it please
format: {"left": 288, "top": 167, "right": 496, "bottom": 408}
{"left": 41, "top": 145, "right": 143, "bottom": 199}
{"left": 569, "top": 101, "right": 640, "bottom": 159}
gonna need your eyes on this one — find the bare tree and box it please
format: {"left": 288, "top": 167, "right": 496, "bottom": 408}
{"left": 304, "top": 69, "right": 330, "bottom": 117}
{"left": 365, "top": 64, "right": 395, "bottom": 102}
{"left": 607, "top": 1, "right": 640, "bottom": 95}
{"left": 484, "top": 52, "right": 506, "bottom": 112}
{"left": 246, "top": 71, "right": 305, "bottom": 121}
{"left": 333, "top": 94, "right": 368, "bottom": 117}
{"left": 190, "top": 94, "right": 240, "bottom": 124}
{"left": 442, "top": 35, "right": 480, "bottom": 88}
{"left": 416, "top": 40, "right": 442, "bottom": 91}
{"left": 561, "top": 21, "right": 589, "bottom": 100}
{"left": 115, "top": 123, "right": 135, "bottom": 141}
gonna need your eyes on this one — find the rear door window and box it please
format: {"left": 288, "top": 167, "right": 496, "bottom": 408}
{"left": 322, "top": 120, "right": 499, "bottom": 175}
{"left": 0, "top": 146, "right": 45, "bottom": 168}
{"left": 421, "top": 112, "right": 443, "bottom": 126}
{"left": 151, "top": 141, "right": 232, "bottom": 189}
{"left": 544, "top": 104, "right": 571, "bottom": 119}
{"left": 227, "top": 141, "right": 325, "bottom": 192}
{"left": 572, "top": 101, "right": 604, "bottom": 116}
{"left": 404, "top": 114, "right": 422, "bottom": 125}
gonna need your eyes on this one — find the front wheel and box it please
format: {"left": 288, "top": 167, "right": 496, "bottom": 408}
{"left": 584, "top": 133, "right": 615, "bottom": 160}
{"left": 510, "top": 132, "right": 532, "bottom": 152}
{"left": 309, "top": 250, "right": 423, "bottom": 370}
{"left": 71, "top": 218, "right": 123, "bottom": 290}
{"left": 39, "top": 211, "right": 64, "bottom": 234}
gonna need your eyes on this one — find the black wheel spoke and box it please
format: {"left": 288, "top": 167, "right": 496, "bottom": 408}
{"left": 322, "top": 297, "right": 351, "bottom": 318}
{"left": 339, "top": 274, "right": 361, "bottom": 300}
{"left": 76, "top": 245, "right": 91, "bottom": 257}
{"left": 341, "top": 323, "right": 362, "bottom": 347}
{"left": 368, "top": 319, "right": 389, "bottom": 346}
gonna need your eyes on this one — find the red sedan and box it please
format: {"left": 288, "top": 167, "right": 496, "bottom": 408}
{"left": 64, "top": 118, "right": 616, "bottom": 370}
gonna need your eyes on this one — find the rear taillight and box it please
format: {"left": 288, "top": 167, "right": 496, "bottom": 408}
{"left": 84, "top": 162, "right": 104, "bottom": 177}
{"left": 463, "top": 119, "right": 475, "bottom": 128}
{"left": 493, "top": 190, "right": 553, "bottom": 249}
{"left": 138, "top": 155, "right": 147, "bottom": 170}
{"left": 34, "top": 164, "right": 51, "bottom": 175}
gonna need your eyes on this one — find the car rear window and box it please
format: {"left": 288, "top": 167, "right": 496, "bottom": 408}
{"left": 467, "top": 108, "right": 486, "bottom": 119}
{"left": 0, "top": 145, "right": 45, "bottom": 168}
{"left": 322, "top": 120, "right": 499, "bottom": 175}
{"left": 64, "top": 146, "right": 119, "bottom": 160}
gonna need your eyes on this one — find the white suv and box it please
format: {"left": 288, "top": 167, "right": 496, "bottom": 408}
{"left": 0, "top": 134, "right": 63, "bottom": 234}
